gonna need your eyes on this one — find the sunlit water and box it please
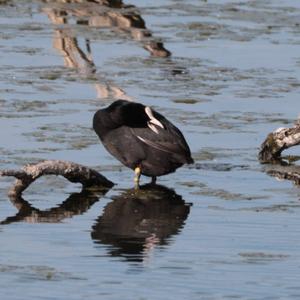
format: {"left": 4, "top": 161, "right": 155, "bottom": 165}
{"left": 1, "top": 0, "right": 300, "bottom": 299}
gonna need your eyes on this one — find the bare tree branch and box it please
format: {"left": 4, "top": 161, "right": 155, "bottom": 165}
{"left": 259, "top": 118, "right": 300, "bottom": 163}
{"left": 0, "top": 160, "right": 114, "bottom": 197}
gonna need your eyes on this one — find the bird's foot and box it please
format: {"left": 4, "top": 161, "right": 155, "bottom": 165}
{"left": 134, "top": 166, "right": 141, "bottom": 188}
{"left": 151, "top": 176, "right": 157, "bottom": 185}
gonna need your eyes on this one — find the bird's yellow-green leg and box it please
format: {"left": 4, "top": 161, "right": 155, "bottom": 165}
{"left": 151, "top": 176, "right": 157, "bottom": 185}
{"left": 134, "top": 166, "right": 141, "bottom": 187}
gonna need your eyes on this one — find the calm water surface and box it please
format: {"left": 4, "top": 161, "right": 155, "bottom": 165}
{"left": 1, "top": 0, "right": 300, "bottom": 299}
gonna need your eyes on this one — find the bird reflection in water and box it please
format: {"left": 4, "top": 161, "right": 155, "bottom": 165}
{"left": 91, "top": 184, "right": 191, "bottom": 263}
{"left": 41, "top": 0, "right": 171, "bottom": 99}
{"left": 0, "top": 188, "right": 109, "bottom": 224}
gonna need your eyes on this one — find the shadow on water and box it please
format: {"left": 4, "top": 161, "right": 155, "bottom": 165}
{"left": 40, "top": 0, "right": 171, "bottom": 99}
{"left": 0, "top": 187, "right": 110, "bottom": 224}
{"left": 91, "top": 184, "right": 191, "bottom": 263}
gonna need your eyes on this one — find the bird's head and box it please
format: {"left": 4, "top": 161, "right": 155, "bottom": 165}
{"left": 108, "top": 100, "right": 164, "bottom": 132}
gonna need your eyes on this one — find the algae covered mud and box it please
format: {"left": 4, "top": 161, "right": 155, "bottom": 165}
{"left": 1, "top": 0, "right": 300, "bottom": 299}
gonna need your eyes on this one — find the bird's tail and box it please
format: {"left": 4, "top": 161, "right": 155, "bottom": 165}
{"left": 186, "top": 157, "right": 194, "bottom": 164}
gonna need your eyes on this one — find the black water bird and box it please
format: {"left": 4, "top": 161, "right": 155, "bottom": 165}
{"left": 93, "top": 100, "right": 193, "bottom": 184}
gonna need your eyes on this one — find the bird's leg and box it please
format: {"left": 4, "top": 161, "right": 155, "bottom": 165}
{"left": 134, "top": 166, "right": 141, "bottom": 187}
{"left": 151, "top": 176, "right": 157, "bottom": 185}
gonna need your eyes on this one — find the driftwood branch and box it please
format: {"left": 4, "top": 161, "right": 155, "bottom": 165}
{"left": 259, "top": 117, "right": 300, "bottom": 186}
{"left": 0, "top": 160, "right": 114, "bottom": 197}
{"left": 259, "top": 118, "right": 300, "bottom": 163}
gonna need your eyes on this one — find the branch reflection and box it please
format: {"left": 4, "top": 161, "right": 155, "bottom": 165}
{"left": 1, "top": 188, "right": 110, "bottom": 224}
{"left": 263, "top": 159, "right": 300, "bottom": 187}
{"left": 41, "top": 0, "right": 171, "bottom": 99}
{"left": 91, "top": 184, "right": 191, "bottom": 263}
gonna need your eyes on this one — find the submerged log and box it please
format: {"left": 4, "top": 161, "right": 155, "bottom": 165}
{"left": 259, "top": 117, "right": 300, "bottom": 186}
{"left": 0, "top": 160, "right": 114, "bottom": 197}
{"left": 259, "top": 118, "right": 300, "bottom": 163}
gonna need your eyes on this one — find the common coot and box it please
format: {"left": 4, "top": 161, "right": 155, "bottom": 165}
{"left": 93, "top": 100, "right": 193, "bottom": 185}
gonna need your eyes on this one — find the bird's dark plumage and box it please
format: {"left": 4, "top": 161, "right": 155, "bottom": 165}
{"left": 93, "top": 100, "right": 193, "bottom": 180}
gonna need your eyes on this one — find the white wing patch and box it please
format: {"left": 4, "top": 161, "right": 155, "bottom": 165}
{"left": 145, "top": 106, "right": 164, "bottom": 134}
{"left": 137, "top": 135, "right": 147, "bottom": 143}
{"left": 136, "top": 135, "right": 174, "bottom": 154}
{"left": 147, "top": 122, "right": 159, "bottom": 134}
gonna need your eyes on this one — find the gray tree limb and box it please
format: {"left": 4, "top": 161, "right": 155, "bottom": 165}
{"left": 0, "top": 160, "right": 114, "bottom": 197}
{"left": 259, "top": 118, "right": 300, "bottom": 163}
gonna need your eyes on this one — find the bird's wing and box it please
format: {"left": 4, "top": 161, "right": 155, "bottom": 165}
{"left": 130, "top": 112, "right": 192, "bottom": 161}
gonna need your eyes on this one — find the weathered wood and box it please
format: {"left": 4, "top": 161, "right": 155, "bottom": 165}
{"left": 259, "top": 118, "right": 300, "bottom": 163}
{"left": 0, "top": 160, "right": 114, "bottom": 197}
